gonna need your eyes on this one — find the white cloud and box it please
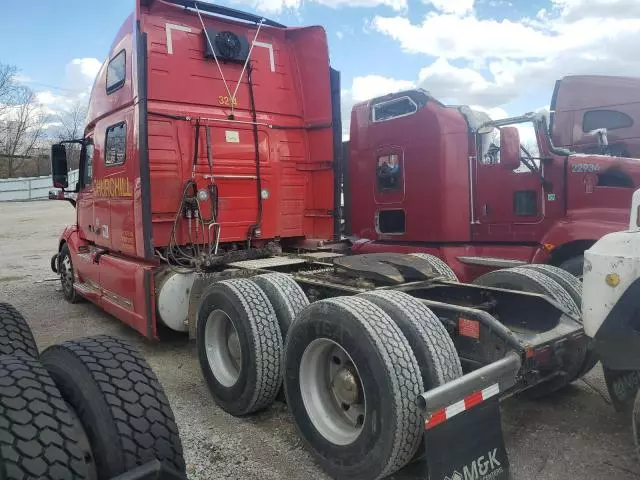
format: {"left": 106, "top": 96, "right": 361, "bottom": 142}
{"left": 65, "top": 58, "right": 102, "bottom": 93}
{"left": 31, "top": 57, "right": 100, "bottom": 118}
{"left": 371, "top": 3, "right": 640, "bottom": 108}
{"left": 317, "top": 0, "right": 406, "bottom": 9}
{"left": 373, "top": 14, "right": 556, "bottom": 61}
{"left": 350, "top": 75, "right": 414, "bottom": 102}
{"left": 416, "top": 58, "right": 513, "bottom": 106}
{"left": 341, "top": 75, "right": 413, "bottom": 139}
{"left": 424, "top": 0, "right": 474, "bottom": 15}
{"left": 242, "top": 0, "right": 299, "bottom": 12}
{"left": 5, "top": 57, "right": 101, "bottom": 141}
{"left": 235, "top": 0, "right": 406, "bottom": 13}
{"left": 470, "top": 105, "right": 508, "bottom": 120}
{"left": 552, "top": 0, "right": 640, "bottom": 21}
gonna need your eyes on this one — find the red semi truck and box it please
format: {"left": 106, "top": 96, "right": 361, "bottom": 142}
{"left": 49, "top": 1, "right": 597, "bottom": 479}
{"left": 551, "top": 75, "right": 640, "bottom": 158}
{"left": 348, "top": 91, "right": 640, "bottom": 281}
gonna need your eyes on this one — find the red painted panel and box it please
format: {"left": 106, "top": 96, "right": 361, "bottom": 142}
{"left": 349, "top": 96, "right": 471, "bottom": 244}
{"left": 97, "top": 254, "right": 154, "bottom": 338}
{"left": 138, "top": 4, "right": 334, "bottom": 248}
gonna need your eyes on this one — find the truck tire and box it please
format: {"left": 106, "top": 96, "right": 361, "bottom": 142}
{"left": 0, "top": 354, "right": 93, "bottom": 479}
{"left": 473, "top": 266, "right": 580, "bottom": 317}
{"left": 473, "top": 267, "right": 585, "bottom": 397}
{"left": 251, "top": 272, "right": 309, "bottom": 337}
{"left": 559, "top": 255, "right": 585, "bottom": 280}
{"left": 359, "top": 290, "right": 462, "bottom": 389}
{"left": 40, "top": 336, "right": 185, "bottom": 478}
{"left": 520, "top": 264, "right": 599, "bottom": 377}
{"left": 633, "top": 388, "right": 640, "bottom": 458}
{"left": 410, "top": 253, "right": 458, "bottom": 281}
{"left": 520, "top": 264, "right": 583, "bottom": 310}
{"left": 197, "top": 279, "right": 283, "bottom": 416}
{"left": 0, "top": 302, "right": 38, "bottom": 358}
{"left": 59, "top": 243, "right": 81, "bottom": 304}
{"left": 284, "top": 296, "right": 424, "bottom": 480}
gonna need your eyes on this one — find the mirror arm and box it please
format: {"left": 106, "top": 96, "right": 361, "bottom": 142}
{"left": 519, "top": 154, "right": 551, "bottom": 191}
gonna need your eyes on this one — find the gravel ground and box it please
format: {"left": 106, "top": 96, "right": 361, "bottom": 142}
{"left": 0, "top": 200, "right": 639, "bottom": 479}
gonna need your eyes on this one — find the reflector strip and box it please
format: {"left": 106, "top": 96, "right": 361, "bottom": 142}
{"left": 458, "top": 317, "right": 480, "bottom": 339}
{"left": 425, "top": 383, "right": 500, "bottom": 430}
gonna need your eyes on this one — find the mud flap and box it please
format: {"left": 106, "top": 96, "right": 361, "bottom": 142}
{"left": 603, "top": 367, "right": 640, "bottom": 413}
{"left": 422, "top": 398, "right": 509, "bottom": 480}
{"left": 396, "top": 352, "right": 521, "bottom": 480}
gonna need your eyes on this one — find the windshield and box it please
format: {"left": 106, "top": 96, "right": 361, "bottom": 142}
{"left": 481, "top": 120, "right": 542, "bottom": 172}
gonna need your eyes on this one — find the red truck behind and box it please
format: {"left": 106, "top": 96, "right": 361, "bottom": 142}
{"left": 348, "top": 89, "right": 640, "bottom": 281}
{"left": 551, "top": 75, "right": 640, "bottom": 158}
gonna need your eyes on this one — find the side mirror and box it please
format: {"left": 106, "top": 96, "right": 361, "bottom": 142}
{"left": 51, "top": 144, "right": 69, "bottom": 189}
{"left": 500, "top": 126, "right": 521, "bottom": 171}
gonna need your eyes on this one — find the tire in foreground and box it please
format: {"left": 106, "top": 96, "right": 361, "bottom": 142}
{"left": 40, "top": 335, "right": 185, "bottom": 479}
{"left": 0, "top": 302, "right": 38, "bottom": 358}
{"left": 0, "top": 354, "right": 94, "bottom": 479}
{"left": 197, "top": 278, "right": 283, "bottom": 416}
{"left": 284, "top": 296, "right": 424, "bottom": 480}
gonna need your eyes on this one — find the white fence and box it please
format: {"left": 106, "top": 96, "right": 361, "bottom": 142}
{"left": 0, "top": 170, "right": 79, "bottom": 201}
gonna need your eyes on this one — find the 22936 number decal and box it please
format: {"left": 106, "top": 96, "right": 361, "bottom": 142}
{"left": 218, "top": 96, "right": 238, "bottom": 107}
{"left": 571, "top": 163, "right": 600, "bottom": 173}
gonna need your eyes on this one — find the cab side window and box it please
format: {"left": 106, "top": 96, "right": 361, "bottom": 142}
{"left": 583, "top": 109, "right": 633, "bottom": 132}
{"left": 105, "top": 123, "right": 127, "bottom": 166}
{"left": 106, "top": 50, "right": 126, "bottom": 94}
{"left": 376, "top": 153, "right": 402, "bottom": 191}
{"left": 81, "top": 142, "right": 94, "bottom": 187}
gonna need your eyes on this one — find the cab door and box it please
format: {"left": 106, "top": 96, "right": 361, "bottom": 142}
{"left": 76, "top": 140, "right": 95, "bottom": 243}
{"left": 473, "top": 122, "right": 544, "bottom": 242}
{"left": 73, "top": 138, "right": 102, "bottom": 289}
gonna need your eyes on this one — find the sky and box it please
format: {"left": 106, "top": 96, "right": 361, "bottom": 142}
{"left": 1, "top": 0, "right": 640, "bottom": 139}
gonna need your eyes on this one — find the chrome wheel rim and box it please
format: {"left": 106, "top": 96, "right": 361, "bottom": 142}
{"left": 299, "top": 338, "right": 366, "bottom": 446}
{"left": 204, "top": 310, "right": 242, "bottom": 387}
{"left": 60, "top": 255, "right": 74, "bottom": 294}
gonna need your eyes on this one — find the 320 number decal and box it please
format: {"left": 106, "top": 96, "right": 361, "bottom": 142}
{"left": 218, "top": 96, "right": 238, "bottom": 107}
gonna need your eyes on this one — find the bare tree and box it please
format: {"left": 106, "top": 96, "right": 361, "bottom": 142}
{"left": 0, "top": 63, "right": 17, "bottom": 153}
{"left": 0, "top": 63, "right": 17, "bottom": 111}
{"left": 0, "top": 85, "right": 48, "bottom": 177}
{"left": 57, "top": 100, "right": 87, "bottom": 142}
{"left": 56, "top": 100, "right": 87, "bottom": 170}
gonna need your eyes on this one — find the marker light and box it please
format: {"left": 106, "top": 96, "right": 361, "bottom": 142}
{"left": 197, "top": 189, "right": 209, "bottom": 201}
{"left": 605, "top": 273, "right": 620, "bottom": 287}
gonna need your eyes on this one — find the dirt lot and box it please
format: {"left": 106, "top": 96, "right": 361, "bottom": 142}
{"left": 0, "top": 200, "right": 639, "bottom": 480}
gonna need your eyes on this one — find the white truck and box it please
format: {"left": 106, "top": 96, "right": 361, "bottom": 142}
{"left": 583, "top": 188, "right": 640, "bottom": 447}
